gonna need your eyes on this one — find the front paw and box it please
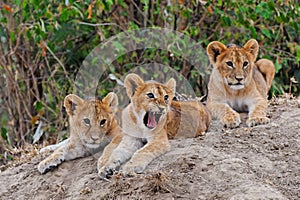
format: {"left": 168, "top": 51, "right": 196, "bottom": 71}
{"left": 122, "top": 162, "right": 146, "bottom": 175}
{"left": 38, "top": 160, "right": 59, "bottom": 174}
{"left": 38, "top": 160, "right": 49, "bottom": 174}
{"left": 221, "top": 112, "right": 241, "bottom": 128}
{"left": 247, "top": 116, "right": 270, "bottom": 127}
{"left": 37, "top": 155, "right": 64, "bottom": 174}
{"left": 97, "top": 156, "right": 108, "bottom": 171}
{"left": 98, "top": 161, "right": 120, "bottom": 179}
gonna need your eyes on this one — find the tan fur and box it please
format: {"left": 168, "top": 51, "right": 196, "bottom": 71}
{"left": 98, "top": 73, "right": 210, "bottom": 178}
{"left": 206, "top": 39, "right": 275, "bottom": 128}
{"left": 38, "top": 93, "right": 122, "bottom": 174}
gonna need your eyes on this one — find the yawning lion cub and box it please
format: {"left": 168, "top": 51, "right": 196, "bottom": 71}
{"left": 98, "top": 73, "right": 210, "bottom": 178}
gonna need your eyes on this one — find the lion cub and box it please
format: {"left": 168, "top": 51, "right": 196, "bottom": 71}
{"left": 206, "top": 39, "right": 275, "bottom": 128}
{"left": 38, "top": 93, "right": 122, "bottom": 174}
{"left": 98, "top": 73, "right": 210, "bottom": 178}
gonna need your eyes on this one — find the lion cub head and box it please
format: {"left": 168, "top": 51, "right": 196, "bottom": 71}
{"left": 124, "top": 73, "right": 176, "bottom": 130}
{"left": 64, "top": 92, "right": 118, "bottom": 149}
{"left": 207, "top": 39, "right": 259, "bottom": 90}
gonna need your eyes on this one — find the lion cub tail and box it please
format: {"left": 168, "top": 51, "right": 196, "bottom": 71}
{"left": 256, "top": 59, "right": 275, "bottom": 91}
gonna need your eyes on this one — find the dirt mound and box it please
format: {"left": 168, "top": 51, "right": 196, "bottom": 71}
{"left": 0, "top": 97, "right": 299, "bottom": 199}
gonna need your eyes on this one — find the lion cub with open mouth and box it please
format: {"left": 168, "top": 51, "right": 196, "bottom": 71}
{"left": 98, "top": 73, "right": 210, "bottom": 178}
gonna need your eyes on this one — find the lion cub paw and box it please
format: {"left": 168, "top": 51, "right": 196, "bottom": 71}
{"left": 247, "top": 116, "right": 270, "bottom": 127}
{"left": 38, "top": 156, "right": 64, "bottom": 174}
{"left": 221, "top": 112, "right": 241, "bottom": 128}
{"left": 98, "top": 161, "right": 120, "bottom": 179}
{"left": 98, "top": 167, "right": 115, "bottom": 180}
{"left": 97, "top": 156, "right": 108, "bottom": 171}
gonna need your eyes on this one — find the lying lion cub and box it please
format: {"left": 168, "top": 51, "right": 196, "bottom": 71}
{"left": 98, "top": 73, "right": 211, "bottom": 178}
{"left": 38, "top": 93, "right": 122, "bottom": 174}
{"left": 206, "top": 39, "right": 275, "bottom": 128}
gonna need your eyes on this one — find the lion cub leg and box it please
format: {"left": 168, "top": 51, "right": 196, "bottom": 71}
{"left": 256, "top": 59, "right": 275, "bottom": 90}
{"left": 247, "top": 99, "right": 269, "bottom": 127}
{"left": 39, "top": 138, "right": 69, "bottom": 154}
{"left": 97, "top": 134, "right": 122, "bottom": 171}
{"left": 98, "top": 135, "right": 143, "bottom": 179}
{"left": 122, "top": 132, "right": 170, "bottom": 174}
{"left": 38, "top": 141, "right": 86, "bottom": 174}
{"left": 208, "top": 102, "right": 241, "bottom": 128}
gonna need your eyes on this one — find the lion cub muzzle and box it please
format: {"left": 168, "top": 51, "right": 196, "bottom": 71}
{"left": 143, "top": 106, "right": 166, "bottom": 129}
{"left": 225, "top": 66, "right": 248, "bottom": 90}
{"left": 227, "top": 75, "right": 245, "bottom": 90}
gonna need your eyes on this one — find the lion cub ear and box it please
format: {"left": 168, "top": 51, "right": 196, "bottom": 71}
{"left": 165, "top": 78, "right": 176, "bottom": 96}
{"left": 102, "top": 92, "right": 118, "bottom": 113}
{"left": 243, "top": 39, "right": 259, "bottom": 60}
{"left": 124, "top": 73, "right": 144, "bottom": 97}
{"left": 64, "top": 94, "right": 84, "bottom": 116}
{"left": 207, "top": 41, "right": 227, "bottom": 64}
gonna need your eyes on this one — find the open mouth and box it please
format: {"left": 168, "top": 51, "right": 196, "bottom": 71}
{"left": 143, "top": 111, "right": 163, "bottom": 129}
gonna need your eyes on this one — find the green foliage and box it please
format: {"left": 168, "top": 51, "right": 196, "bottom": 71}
{"left": 0, "top": 0, "right": 299, "bottom": 150}
{"left": 1, "top": 128, "right": 7, "bottom": 141}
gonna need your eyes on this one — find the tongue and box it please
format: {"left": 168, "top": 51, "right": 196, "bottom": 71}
{"left": 147, "top": 113, "right": 157, "bottom": 128}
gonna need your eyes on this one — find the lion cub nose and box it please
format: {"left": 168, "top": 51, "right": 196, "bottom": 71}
{"left": 235, "top": 76, "right": 244, "bottom": 82}
{"left": 158, "top": 106, "right": 165, "bottom": 113}
{"left": 91, "top": 135, "right": 100, "bottom": 141}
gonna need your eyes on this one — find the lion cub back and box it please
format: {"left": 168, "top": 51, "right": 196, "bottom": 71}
{"left": 167, "top": 100, "right": 211, "bottom": 139}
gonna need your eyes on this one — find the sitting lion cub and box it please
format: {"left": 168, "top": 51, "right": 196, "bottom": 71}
{"left": 98, "top": 73, "right": 211, "bottom": 178}
{"left": 38, "top": 92, "right": 122, "bottom": 174}
{"left": 206, "top": 39, "right": 275, "bottom": 128}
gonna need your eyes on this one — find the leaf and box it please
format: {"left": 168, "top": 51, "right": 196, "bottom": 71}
{"left": 39, "top": 40, "right": 47, "bottom": 57}
{"left": 139, "top": 67, "right": 147, "bottom": 74}
{"left": 207, "top": 5, "right": 213, "bottom": 14}
{"left": 34, "top": 101, "right": 43, "bottom": 111}
{"left": 58, "top": 4, "right": 63, "bottom": 13}
{"left": 163, "top": 66, "right": 169, "bottom": 73}
{"left": 42, "top": 47, "right": 46, "bottom": 57}
{"left": 178, "top": 0, "right": 184, "bottom": 5}
{"left": 88, "top": 4, "right": 92, "bottom": 19}
{"left": 222, "top": 16, "right": 231, "bottom": 26}
{"left": 1, "top": 128, "right": 7, "bottom": 140}
{"left": 31, "top": 116, "right": 39, "bottom": 125}
{"left": 274, "top": 61, "right": 282, "bottom": 74}
{"left": 3, "top": 4, "right": 12, "bottom": 13}
{"left": 261, "top": 29, "right": 271, "bottom": 39}
{"left": 15, "top": 0, "right": 21, "bottom": 5}
{"left": 296, "top": 45, "right": 300, "bottom": 62}
{"left": 33, "top": 121, "right": 44, "bottom": 144}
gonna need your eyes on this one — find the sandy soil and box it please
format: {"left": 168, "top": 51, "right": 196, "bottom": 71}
{"left": 0, "top": 96, "right": 299, "bottom": 200}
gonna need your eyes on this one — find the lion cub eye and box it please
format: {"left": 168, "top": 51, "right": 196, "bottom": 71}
{"left": 243, "top": 61, "right": 249, "bottom": 68}
{"left": 147, "top": 93, "right": 155, "bottom": 98}
{"left": 83, "top": 118, "right": 90, "bottom": 125}
{"left": 100, "top": 119, "right": 106, "bottom": 127}
{"left": 226, "top": 61, "right": 234, "bottom": 68}
{"left": 164, "top": 95, "right": 169, "bottom": 101}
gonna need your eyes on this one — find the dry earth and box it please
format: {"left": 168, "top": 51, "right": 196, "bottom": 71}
{"left": 0, "top": 96, "right": 299, "bottom": 200}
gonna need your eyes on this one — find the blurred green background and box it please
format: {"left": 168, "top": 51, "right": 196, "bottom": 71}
{"left": 0, "top": 0, "right": 299, "bottom": 155}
